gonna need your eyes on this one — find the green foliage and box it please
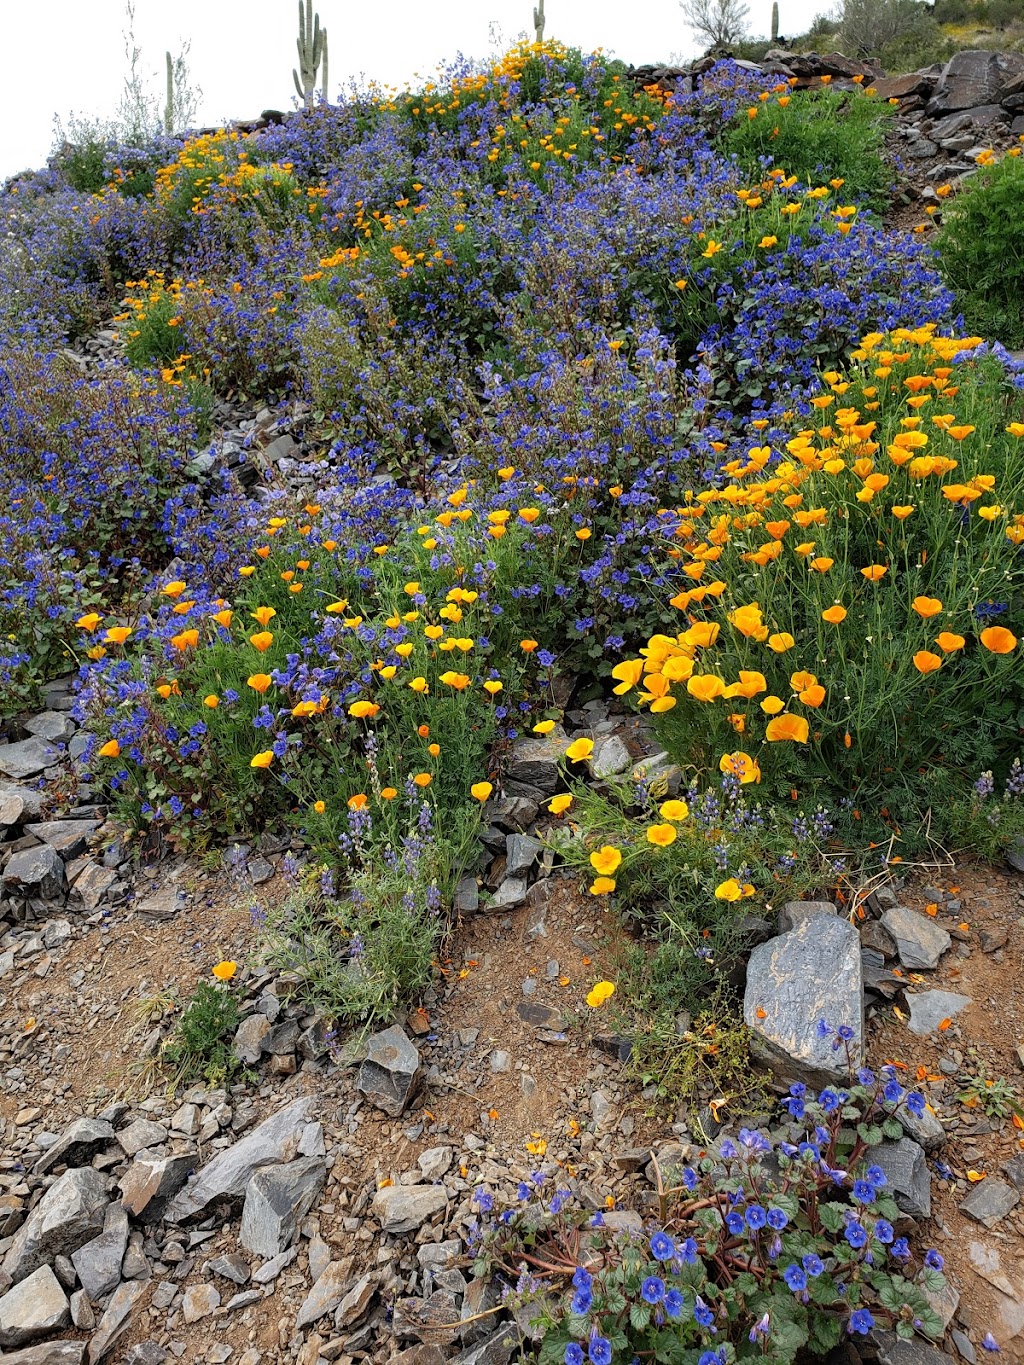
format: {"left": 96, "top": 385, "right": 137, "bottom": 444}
{"left": 937, "top": 155, "right": 1024, "bottom": 349}
{"left": 473, "top": 1073, "right": 947, "bottom": 1364}
{"left": 618, "top": 328, "right": 1024, "bottom": 815}
{"left": 957, "top": 1058, "right": 1023, "bottom": 1119}
{"left": 57, "top": 134, "right": 110, "bottom": 195}
{"left": 258, "top": 812, "right": 467, "bottom": 1026}
{"left": 721, "top": 86, "right": 894, "bottom": 207}
{"left": 162, "top": 980, "right": 240, "bottom": 1088}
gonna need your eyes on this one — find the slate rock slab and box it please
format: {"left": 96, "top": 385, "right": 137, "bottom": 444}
{"left": 356, "top": 1027, "right": 420, "bottom": 1118}
{"left": 239, "top": 1156, "right": 326, "bottom": 1258}
{"left": 928, "top": 49, "right": 1024, "bottom": 113}
{"left": 874, "top": 1331, "right": 950, "bottom": 1365}
{"left": 881, "top": 906, "right": 951, "bottom": 970}
{"left": 71, "top": 1203, "right": 129, "bottom": 1302}
{"left": 2, "top": 1344, "right": 87, "bottom": 1365}
{"left": 2, "top": 1166, "right": 109, "bottom": 1284}
{"left": 119, "top": 1154, "right": 194, "bottom": 1220}
{"left": 25, "top": 820, "right": 101, "bottom": 859}
{"left": 0, "top": 1264, "right": 69, "bottom": 1347}
{"left": 744, "top": 914, "right": 863, "bottom": 1086}
{"left": 777, "top": 899, "right": 836, "bottom": 933}
{"left": 960, "top": 1177, "right": 1020, "bottom": 1229}
{"left": 907, "top": 989, "right": 971, "bottom": 1036}
{"left": 163, "top": 1096, "right": 315, "bottom": 1223}
{"left": 504, "top": 728, "right": 568, "bottom": 795}
{"left": 34, "top": 1117, "right": 115, "bottom": 1175}
{"left": 86, "top": 1280, "right": 145, "bottom": 1363}
{"left": 2, "top": 845, "right": 67, "bottom": 901}
{"left": 0, "top": 738, "right": 59, "bottom": 781}
{"left": 866, "top": 1138, "right": 931, "bottom": 1220}
{"left": 373, "top": 1184, "right": 449, "bottom": 1234}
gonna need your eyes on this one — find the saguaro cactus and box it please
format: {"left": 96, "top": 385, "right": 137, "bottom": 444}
{"left": 533, "top": 0, "right": 546, "bottom": 43}
{"left": 293, "top": 0, "right": 329, "bottom": 110}
{"left": 164, "top": 51, "right": 174, "bottom": 133}
{"left": 771, "top": 1, "right": 779, "bottom": 41}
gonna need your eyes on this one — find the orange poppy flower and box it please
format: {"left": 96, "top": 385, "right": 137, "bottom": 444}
{"left": 980, "top": 626, "right": 1017, "bottom": 654}
{"left": 765, "top": 713, "right": 810, "bottom": 742}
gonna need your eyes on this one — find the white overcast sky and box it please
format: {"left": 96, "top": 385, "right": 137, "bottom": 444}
{"left": 1, "top": 0, "right": 830, "bottom": 181}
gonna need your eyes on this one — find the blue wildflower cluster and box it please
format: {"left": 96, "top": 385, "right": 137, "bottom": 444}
{"left": 472, "top": 1061, "right": 950, "bottom": 1364}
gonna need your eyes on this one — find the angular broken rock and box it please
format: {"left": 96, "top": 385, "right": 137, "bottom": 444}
{"left": 24, "top": 820, "right": 101, "bottom": 859}
{"left": 71, "top": 1203, "right": 129, "bottom": 1302}
{"left": 866, "top": 1138, "right": 931, "bottom": 1220}
{"left": 373, "top": 1184, "right": 448, "bottom": 1234}
{"left": 0, "top": 1264, "right": 69, "bottom": 1347}
{"left": 504, "top": 728, "right": 567, "bottom": 796}
{"left": 163, "top": 1096, "right": 315, "bottom": 1222}
{"left": 86, "top": 1280, "right": 146, "bottom": 1364}
{"left": 34, "top": 1117, "right": 115, "bottom": 1175}
{"left": 233, "top": 1013, "right": 271, "bottom": 1066}
{"left": 239, "top": 1156, "right": 326, "bottom": 1258}
{"left": 70, "top": 861, "right": 118, "bottom": 911}
{"left": 181, "top": 1283, "right": 220, "bottom": 1323}
{"left": 2, "top": 844, "right": 67, "bottom": 901}
{"left": 1, "top": 1344, "right": 87, "bottom": 1365}
{"left": 119, "top": 1154, "right": 194, "bottom": 1220}
{"left": 907, "top": 989, "right": 971, "bottom": 1037}
{"left": 116, "top": 1119, "right": 168, "bottom": 1157}
{"left": 0, "top": 738, "right": 59, "bottom": 781}
{"left": 959, "top": 1177, "right": 1020, "bottom": 1229}
{"left": 777, "top": 900, "right": 836, "bottom": 933}
{"left": 296, "top": 1261, "right": 354, "bottom": 1330}
{"left": 880, "top": 906, "right": 950, "bottom": 970}
{"left": 743, "top": 914, "right": 863, "bottom": 1086}
{"left": 2, "top": 1166, "right": 109, "bottom": 1284}
{"left": 356, "top": 1026, "right": 420, "bottom": 1117}
{"left": 590, "top": 734, "right": 632, "bottom": 779}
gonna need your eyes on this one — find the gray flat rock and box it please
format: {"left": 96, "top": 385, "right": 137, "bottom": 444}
{"left": 24, "top": 712, "right": 76, "bottom": 743}
{"left": 24, "top": 820, "right": 101, "bottom": 858}
{"left": 0, "top": 738, "right": 59, "bottom": 781}
{"left": 2, "top": 844, "right": 67, "bottom": 901}
{"left": 86, "top": 1279, "right": 145, "bottom": 1363}
{"left": 0, "top": 1265, "right": 69, "bottom": 1347}
{"left": 960, "top": 1177, "right": 1020, "bottom": 1229}
{"left": 71, "top": 1203, "right": 129, "bottom": 1302}
{"left": 119, "top": 1154, "right": 194, "bottom": 1220}
{"left": 239, "top": 1157, "right": 326, "bottom": 1258}
{"left": 907, "top": 989, "right": 971, "bottom": 1036}
{"left": 163, "top": 1096, "right": 315, "bottom": 1222}
{"left": 881, "top": 906, "right": 950, "bottom": 970}
{"left": 34, "top": 1117, "right": 115, "bottom": 1175}
{"left": 866, "top": 1138, "right": 931, "bottom": 1220}
{"left": 356, "top": 1027, "right": 420, "bottom": 1118}
{"left": 1, "top": 1344, "right": 87, "bottom": 1365}
{"left": 744, "top": 915, "right": 863, "bottom": 1086}
{"left": 2, "top": 1166, "right": 109, "bottom": 1284}
{"left": 373, "top": 1184, "right": 448, "bottom": 1234}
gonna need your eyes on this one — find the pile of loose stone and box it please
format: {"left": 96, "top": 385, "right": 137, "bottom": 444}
{"left": 630, "top": 47, "right": 1024, "bottom": 198}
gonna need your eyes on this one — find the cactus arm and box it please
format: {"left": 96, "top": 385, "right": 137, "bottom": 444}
{"left": 165, "top": 50, "right": 173, "bottom": 133}
{"left": 321, "top": 29, "right": 329, "bottom": 102}
{"left": 771, "top": 0, "right": 779, "bottom": 41}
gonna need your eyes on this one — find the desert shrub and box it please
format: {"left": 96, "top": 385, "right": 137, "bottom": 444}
{"left": 612, "top": 325, "right": 1024, "bottom": 813}
{"left": 472, "top": 1063, "right": 948, "bottom": 1364}
{"left": 936, "top": 153, "right": 1024, "bottom": 349}
{"left": 162, "top": 973, "right": 240, "bottom": 1087}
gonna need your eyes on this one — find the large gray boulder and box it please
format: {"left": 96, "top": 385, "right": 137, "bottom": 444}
{"left": 162, "top": 1096, "right": 316, "bottom": 1223}
{"left": 372, "top": 1184, "right": 448, "bottom": 1234}
{"left": 239, "top": 1157, "right": 326, "bottom": 1258}
{"left": 928, "top": 49, "right": 1024, "bottom": 114}
{"left": 0, "top": 1265, "right": 69, "bottom": 1347}
{"left": 744, "top": 914, "right": 863, "bottom": 1086}
{"left": 356, "top": 1026, "right": 421, "bottom": 1117}
{"left": 2, "top": 1167, "right": 109, "bottom": 1284}
{"left": 881, "top": 906, "right": 950, "bottom": 970}
{"left": 2, "top": 844, "right": 67, "bottom": 901}
{"left": 34, "top": 1118, "right": 115, "bottom": 1176}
